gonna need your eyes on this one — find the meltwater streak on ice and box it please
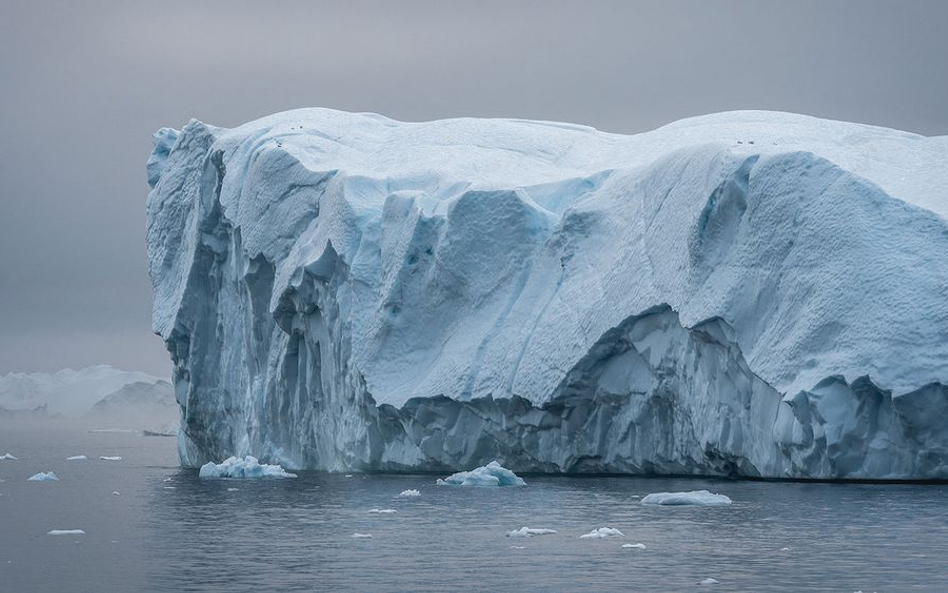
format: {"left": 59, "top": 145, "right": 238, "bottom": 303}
{"left": 146, "top": 108, "right": 948, "bottom": 478}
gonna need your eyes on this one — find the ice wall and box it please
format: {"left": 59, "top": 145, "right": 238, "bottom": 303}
{"left": 146, "top": 109, "right": 948, "bottom": 478}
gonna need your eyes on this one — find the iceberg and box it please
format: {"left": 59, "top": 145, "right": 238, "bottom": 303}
{"left": 351, "top": 533, "right": 372, "bottom": 539}
{"left": 99, "top": 456, "right": 122, "bottom": 461}
{"left": 66, "top": 455, "right": 87, "bottom": 461}
{"left": 47, "top": 529, "right": 85, "bottom": 536}
{"left": 437, "top": 462, "right": 525, "bottom": 487}
{"left": 579, "top": 527, "right": 625, "bottom": 539}
{"left": 398, "top": 489, "right": 421, "bottom": 498}
{"left": 621, "top": 543, "right": 647, "bottom": 549}
{"left": 0, "top": 453, "right": 17, "bottom": 460}
{"left": 641, "top": 490, "right": 732, "bottom": 506}
{"left": 198, "top": 455, "right": 297, "bottom": 479}
{"left": 699, "top": 578, "right": 720, "bottom": 586}
{"left": 368, "top": 508, "right": 397, "bottom": 514}
{"left": 27, "top": 471, "right": 59, "bottom": 482}
{"left": 506, "top": 527, "right": 557, "bottom": 538}
{"left": 146, "top": 107, "right": 948, "bottom": 479}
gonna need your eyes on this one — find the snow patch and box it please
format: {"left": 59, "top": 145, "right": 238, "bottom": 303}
{"left": 198, "top": 456, "right": 297, "bottom": 479}
{"left": 437, "top": 461, "right": 525, "bottom": 487}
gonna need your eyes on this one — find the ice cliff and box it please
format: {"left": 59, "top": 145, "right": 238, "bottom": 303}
{"left": 145, "top": 108, "right": 948, "bottom": 479}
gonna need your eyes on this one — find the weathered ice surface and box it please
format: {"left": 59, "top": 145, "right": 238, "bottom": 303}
{"left": 145, "top": 108, "right": 948, "bottom": 479}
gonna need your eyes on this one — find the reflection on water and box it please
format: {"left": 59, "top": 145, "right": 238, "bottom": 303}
{"left": 3, "top": 422, "right": 948, "bottom": 592}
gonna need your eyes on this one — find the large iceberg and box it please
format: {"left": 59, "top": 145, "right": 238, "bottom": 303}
{"left": 146, "top": 108, "right": 948, "bottom": 480}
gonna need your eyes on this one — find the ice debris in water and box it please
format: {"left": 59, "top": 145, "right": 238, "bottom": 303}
{"left": 27, "top": 471, "right": 59, "bottom": 482}
{"left": 699, "top": 578, "right": 720, "bottom": 586}
{"left": 398, "top": 489, "right": 421, "bottom": 497}
{"left": 66, "top": 455, "right": 87, "bottom": 461}
{"left": 506, "top": 527, "right": 557, "bottom": 538}
{"left": 0, "top": 453, "right": 17, "bottom": 460}
{"left": 99, "top": 456, "right": 122, "bottom": 461}
{"left": 436, "top": 461, "right": 525, "bottom": 487}
{"left": 198, "top": 455, "right": 297, "bottom": 479}
{"left": 622, "top": 543, "right": 647, "bottom": 549}
{"left": 111, "top": 491, "right": 120, "bottom": 496}
{"left": 368, "top": 509, "right": 397, "bottom": 514}
{"left": 227, "top": 487, "right": 239, "bottom": 492}
{"left": 640, "top": 490, "right": 732, "bottom": 506}
{"left": 509, "top": 545, "right": 526, "bottom": 550}
{"left": 47, "top": 529, "right": 85, "bottom": 536}
{"left": 579, "top": 527, "right": 625, "bottom": 539}
{"left": 351, "top": 533, "right": 373, "bottom": 539}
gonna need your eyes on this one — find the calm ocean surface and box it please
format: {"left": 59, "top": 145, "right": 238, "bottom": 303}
{"left": 2, "top": 421, "right": 947, "bottom": 592}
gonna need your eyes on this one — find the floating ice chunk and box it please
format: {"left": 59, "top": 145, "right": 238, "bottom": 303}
{"left": 198, "top": 455, "right": 297, "bottom": 479}
{"left": 510, "top": 545, "right": 526, "bottom": 549}
{"left": 227, "top": 487, "right": 239, "bottom": 492}
{"left": 368, "top": 509, "right": 397, "bottom": 514}
{"left": 436, "top": 461, "right": 525, "bottom": 487}
{"left": 579, "top": 527, "right": 625, "bottom": 539}
{"left": 345, "top": 474, "right": 353, "bottom": 478}
{"left": 66, "top": 455, "right": 87, "bottom": 461}
{"left": 351, "top": 533, "right": 373, "bottom": 539}
{"left": 398, "top": 489, "right": 421, "bottom": 497}
{"left": 699, "top": 578, "right": 720, "bottom": 585}
{"left": 780, "top": 547, "right": 791, "bottom": 551}
{"left": 0, "top": 453, "right": 17, "bottom": 460}
{"left": 99, "top": 456, "right": 122, "bottom": 461}
{"left": 47, "top": 529, "right": 85, "bottom": 536}
{"left": 621, "top": 543, "right": 647, "bottom": 549}
{"left": 27, "top": 471, "right": 59, "bottom": 482}
{"left": 506, "top": 527, "right": 557, "bottom": 538}
{"left": 111, "top": 491, "right": 120, "bottom": 496}
{"left": 640, "top": 490, "right": 732, "bottom": 506}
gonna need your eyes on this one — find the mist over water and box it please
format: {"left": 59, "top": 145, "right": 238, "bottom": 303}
{"left": 2, "top": 421, "right": 948, "bottom": 592}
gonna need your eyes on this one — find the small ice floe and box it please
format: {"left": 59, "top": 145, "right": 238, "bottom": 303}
{"left": 27, "top": 471, "right": 59, "bottom": 482}
{"left": 398, "top": 489, "right": 421, "bottom": 497}
{"left": 640, "top": 490, "right": 732, "bottom": 506}
{"left": 780, "top": 547, "right": 791, "bottom": 551}
{"left": 0, "top": 453, "right": 17, "bottom": 461}
{"left": 99, "top": 456, "right": 122, "bottom": 461}
{"left": 227, "top": 487, "right": 239, "bottom": 492}
{"left": 345, "top": 474, "right": 353, "bottom": 478}
{"left": 506, "top": 527, "right": 557, "bottom": 538}
{"left": 351, "top": 533, "right": 373, "bottom": 539}
{"left": 111, "top": 491, "right": 120, "bottom": 496}
{"left": 699, "top": 578, "right": 720, "bottom": 586}
{"left": 163, "top": 486, "right": 176, "bottom": 490}
{"left": 437, "top": 461, "right": 525, "bottom": 487}
{"left": 509, "top": 545, "right": 526, "bottom": 549}
{"left": 47, "top": 529, "right": 85, "bottom": 536}
{"left": 66, "top": 455, "right": 87, "bottom": 461}
{"left": 368, "top": 509, "right": 397, "bottom": 514}
{"left": 621, "top": 543, "right": 647, "bottom": 549}
{"left": 579, "top": 527, "right": 624, "bottom": 539}
{"left": 198, "top": 456, "right": 297, "bottom": 479}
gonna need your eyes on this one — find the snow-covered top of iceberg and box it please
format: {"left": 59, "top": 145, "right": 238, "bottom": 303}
{"left": 148, "top": 108, "right": 948, "bottom": 407}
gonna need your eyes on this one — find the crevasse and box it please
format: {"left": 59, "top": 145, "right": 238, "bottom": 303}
{"left": 146, "top": 108, "right": 948, "bottom": 479}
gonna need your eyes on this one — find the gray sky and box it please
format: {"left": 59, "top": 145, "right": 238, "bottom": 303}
{"left": 1, "top": 0, "right": 947, "bottom": 376}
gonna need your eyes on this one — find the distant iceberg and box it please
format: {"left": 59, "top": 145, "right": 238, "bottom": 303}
{"left": 47, "top": 529, "right": 85, "bottom": 536}
{"left": 368, "top": 509, "right": 397, "bottom": 514}
{"left": 398, "top": 489, "right": 421, "bottom": 497}
{"left": 0, "top": 453, "right": 17, "bottom": 460}
{"left": 437, "top": 461, "right": 525, "bottom": 487}
{"left": 506, "top": 527, "right": 557, "bottom": 538}
{"left": 641, "top": 490, "right": 732, "bottom": 506}
{"left": 27, "top": 471, "right": 59, "bottom": 482}
{"left": 66, "top": 455, "right": 87, "bottom": 461}
{"left": 198, "top": 455, "right": 297, "bottom": 479}
{"left": 579, "top": 527, "right": 625, "bottom": 539}
{"left": 99, "top": 456, "right": 123, "bottom": 461}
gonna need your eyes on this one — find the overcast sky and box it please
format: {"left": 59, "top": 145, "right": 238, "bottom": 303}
{"left": 1, "top": 0, "right": 946, "bottom": 376}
